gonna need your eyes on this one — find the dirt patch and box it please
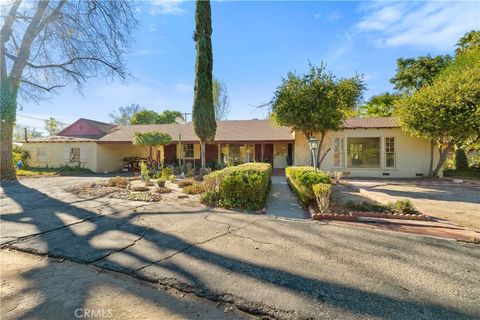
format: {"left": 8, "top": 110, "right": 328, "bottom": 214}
{"left": 0, "top": 249, "right": 249, "bottom": 320}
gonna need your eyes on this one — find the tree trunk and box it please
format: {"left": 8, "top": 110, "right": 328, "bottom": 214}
{"left": 316, "top": 131, "right": 331, "bottom": 169}
{"left": 0, "top": 120, "right": 15, "bottom": 180}
{"left": 428, "top": 139, "right": 435, "bottom": 177}
{"left": 432, "top": 142, "right": 454, "bottom": 177}
{"left": 1, "top": 79, "right": 19, "bottom": 180}
{"left": 200, "top": 141, "right": 206, "bottom": 169}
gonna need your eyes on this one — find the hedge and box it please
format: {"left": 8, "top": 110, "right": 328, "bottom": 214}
{"left": 285, "top": 166, "right": 331, "bottom": 207}
{"left": 201, "top": 163, "right": 272, "bottom": 210}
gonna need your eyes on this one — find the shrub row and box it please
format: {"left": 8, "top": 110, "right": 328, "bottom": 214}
{"left": 201, "top": 163, "right": 272, "bottom": 210}
{"left": 285, "top": 166, "right": 331, "bottom": 207}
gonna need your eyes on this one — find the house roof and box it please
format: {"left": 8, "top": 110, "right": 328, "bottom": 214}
{"left": 342, "top": 117, "right": 399, "bottom": 129}
{"left": 98, "top": 119, "right": 295, "bottom": 143}
{"left": 26, "top": 136, "right": 98, "bottom": 143}
{"left": 56, "top": 118, "right": 116, "bottom": 138}
{"left": 75, "top": 118, "right": 117, "bottom": 133}
{"left": 25, "top": 117, "right": 400, "bottom": 144}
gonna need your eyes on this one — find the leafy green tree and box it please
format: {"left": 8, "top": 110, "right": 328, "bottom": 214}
{"left": 192, "top": 0, "right": 216, "bottom": 170}
{"left": 271, "top": 63, "right": 365, "bottom": 167}
{"left": 44, "top": 117, "right": 65, "bottom": 135}
{"left": 133, "top": 131, "right": 172, "bottom": 167}
{"left": 213, "top": 78, "right": 230, "bottom": 120}
{"left": 456, "top": 30, "right": 480, "bottom": 55}
{"left": 130, "top": 109, "right": 182, "bottom": 125}
{"left": 131, "top": 110, "right": 160, "bottom": 125}
{"left": 158, "top": 110, "right": 183, "bottom": 124}
{"left": 110, "top": 103, "right": 142, "bottom": 125}
{"left": 358, "top": 92, "right": 399, "bottom": 117}
{"left": 395, "top": 48, "right": 480, "bottom": 177}
{"left": 390, "top": 55, "right": 452, "bottom": 94}
{"left": 0, "top": 1, "right": 136, "bottom": 180}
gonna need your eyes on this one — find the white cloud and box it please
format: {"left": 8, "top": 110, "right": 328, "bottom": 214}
{"left": 314, "top": 11, "right": 341, "bottom": 21}
{"left": 357, "top": 1, "right": 480, "bottom": 51}
{"left": 149, "top": 0, "right": 186, "bottom": 15}
{"left": 173, "top": 83, "right": 192, "bottom": 94}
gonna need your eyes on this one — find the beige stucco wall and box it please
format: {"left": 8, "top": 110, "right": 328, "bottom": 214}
{"left": 23, "top": 142, "right": 98, "bottom": 172}
{"left": 96, "top": 143, "right": 149, "bottom": 173}
{"left": 294, "top": 128, "right": 441, "bottom": 178}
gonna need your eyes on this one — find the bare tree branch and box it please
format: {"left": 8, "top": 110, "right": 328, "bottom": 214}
{"left": 20, "top": 79, "right": 64, "bottom": 92}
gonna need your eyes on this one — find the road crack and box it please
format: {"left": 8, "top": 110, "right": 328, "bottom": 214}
{"left": 134, "top": 217, "right": 260, "bottom": 273}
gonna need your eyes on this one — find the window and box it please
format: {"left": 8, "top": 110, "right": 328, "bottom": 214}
{"left": 38, "top": 148, "right": 47, "bottom": 161}
{"left": 347, "top": 137, "right": 380, "bottom": 168}
{"left": 184, "top": 144, "right": 194, "bottom": 158}
{"left": 228, "top": 144, "right": 242, "bottom": 161}
{"left": 385, "top": 137, "right": 395, "bottom": 168}
{"left": 246, "top": 144, "right": 255, "bottom": 162}
{"left": 70, "top": 147, "right": 80, "bottom": 162}
{"left": 333, "top": 138, "right": 344, "bottom": 168}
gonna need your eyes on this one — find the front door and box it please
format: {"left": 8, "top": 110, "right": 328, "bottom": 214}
{"left": 273, "top": 143, "right": 288, "bottom": 168}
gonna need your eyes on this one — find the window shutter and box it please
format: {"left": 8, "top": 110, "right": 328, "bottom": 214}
{"left": 194, "top": 144, "right": 200, "bottom": 159}
{"left": 64, "top": 147, "right": 70, "bottom": 162}
{"left": 80, "top": 146, "right": 87, "bottom": 162}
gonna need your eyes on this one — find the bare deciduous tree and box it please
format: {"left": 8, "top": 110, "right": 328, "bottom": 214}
{"left": 213, "top": 78, "right": 230, "bottom": 121}
{"left": 0, "top": 0, "right": 137, "bottom": 179}
{"left": 109, "top": 103, "right": 142, "bottom": 125}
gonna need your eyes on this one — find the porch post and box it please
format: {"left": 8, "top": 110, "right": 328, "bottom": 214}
{"left": 261, "top": 143, "right": 264, "bottom": 162}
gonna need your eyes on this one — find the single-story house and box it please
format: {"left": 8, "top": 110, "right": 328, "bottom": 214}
{"left": 22, "top": 117, "right": 441, "bottom": 178}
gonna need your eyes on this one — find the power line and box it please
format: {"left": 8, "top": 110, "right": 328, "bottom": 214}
{"left": 17, "top": 114, "right": 70, "bottom": 126}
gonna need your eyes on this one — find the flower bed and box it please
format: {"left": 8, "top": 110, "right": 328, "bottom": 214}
{"left": 308, "top": 202, "right": 429, "bottom": 221}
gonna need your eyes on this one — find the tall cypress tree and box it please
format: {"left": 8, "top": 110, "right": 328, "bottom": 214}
{"left": 192, "top": 0, "right": 216, "bottom": 170}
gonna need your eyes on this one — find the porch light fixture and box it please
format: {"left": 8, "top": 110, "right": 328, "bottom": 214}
{"left": 308, "top": 137, "right": 320, "bottom": 172}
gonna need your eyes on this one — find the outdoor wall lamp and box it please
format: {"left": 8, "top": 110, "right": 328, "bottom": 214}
{"left": 308, "top": 137, "right": 319, "bottom": 172}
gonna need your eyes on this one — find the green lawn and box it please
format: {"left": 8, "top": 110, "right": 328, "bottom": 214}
{"left": 17, "top": 166, "right": 92, "bottom": 178}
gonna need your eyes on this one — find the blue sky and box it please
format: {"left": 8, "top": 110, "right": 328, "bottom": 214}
{"left": 18, "top": 0, "right": 480, "bottom": 131}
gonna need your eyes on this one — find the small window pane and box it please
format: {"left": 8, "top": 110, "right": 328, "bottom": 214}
{"left": 333, "top": 138, "right": 344, "bottom": 168}
{"left": 385, "top": 137, "right": 395, "bottom": 168}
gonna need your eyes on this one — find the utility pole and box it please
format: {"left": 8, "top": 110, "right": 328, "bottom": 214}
{"left": 183, "top": 112, "right": 191, "bottom": 123}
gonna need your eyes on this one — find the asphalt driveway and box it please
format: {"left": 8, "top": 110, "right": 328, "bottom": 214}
{"left": 347, "top": 179, "right": 480, "bottom": 230}
{"left": 1, "top": 176, "right": 479, "bottom": 319}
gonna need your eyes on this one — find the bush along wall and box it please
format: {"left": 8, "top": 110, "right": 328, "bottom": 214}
{"left": 285, "top": 166, "right": 331, "bottom": 207}
{"left": 201, "top": 163, "right": 272, "bottom": 210}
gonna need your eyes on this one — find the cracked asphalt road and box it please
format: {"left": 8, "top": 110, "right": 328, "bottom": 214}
{"left": 1, "top": 176, "right": 480, "bottom": 319}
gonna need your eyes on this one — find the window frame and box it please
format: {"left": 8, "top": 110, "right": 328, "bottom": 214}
{"left": 346, "top": 137, "right": 381, "bottom": 169}
{"left": 70, "top": 147, "right": 81, "bottom": 162}
{"left": 38, "top": 147, "right": 48, "bottom": 162}
{"left": 184, "top": 144, "right": 194, "bottom": 159}
{"left": 385, "top": 137, "right": 396, "bottom": 169}
{"left": 333, "top": 137, "right": 344, "bottom": 168}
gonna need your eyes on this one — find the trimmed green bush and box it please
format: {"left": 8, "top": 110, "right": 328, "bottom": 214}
{"left": 286, "top": 166, "right": 331, "bottom": 207}
{"left": 455, "top": 148, "right": 469, "bottom": 170}
{"left": 201, "top": 163, "right": 272, "bottom": 210}
{"left": 312, "top": 183, "right": 331, "bottom": 214}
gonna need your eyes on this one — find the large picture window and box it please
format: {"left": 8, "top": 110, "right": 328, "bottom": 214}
{"left": 347, "top": 137, "right": 380, "bottom": 168}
